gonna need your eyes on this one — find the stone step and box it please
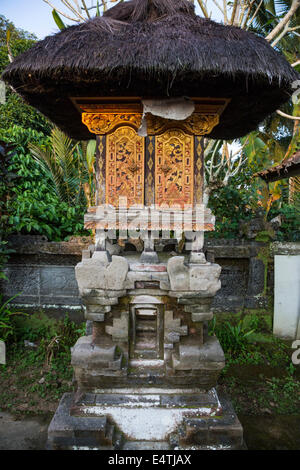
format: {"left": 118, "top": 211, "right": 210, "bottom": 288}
{"left": 105, "top": 423, "right": 115, "bottom": 445}
{"left": 123, "top": 441, "right": 171, "bottom": 450}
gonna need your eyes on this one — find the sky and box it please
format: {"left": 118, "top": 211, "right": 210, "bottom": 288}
{"left": 1, "top": 0, "right": 58, "bottom": 39}
{"left": 1, "top": 0, "right": 223, "bottom": 39}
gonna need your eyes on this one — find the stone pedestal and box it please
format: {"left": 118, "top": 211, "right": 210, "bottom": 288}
{"left": 47, "top": 250, "right": 243, "bottom": 450}
{"left": 48, "top": 390, "right": 242, "bottom": 450}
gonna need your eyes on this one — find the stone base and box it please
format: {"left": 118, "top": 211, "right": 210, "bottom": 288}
{"left": 47, "top": 389, "right": 243, "bottom": 450}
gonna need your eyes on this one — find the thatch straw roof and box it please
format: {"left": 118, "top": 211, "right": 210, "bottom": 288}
{"left": 2, "top": 0, "right": 298, "bottom": 140}
{"left": 256, "top": 151, "right": 300, "bottom": 182}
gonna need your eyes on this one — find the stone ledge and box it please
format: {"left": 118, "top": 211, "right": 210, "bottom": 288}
{"left": 271, "top": 242, "right": 300, "bottom": 256}
{"left": 47, "top": 390, "right": 243, "bottom": 450}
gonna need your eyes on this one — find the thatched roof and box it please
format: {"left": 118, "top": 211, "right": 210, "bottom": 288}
{"left": 2, "top": 0, "right": 298, "bottom": 140}
{"left": 256, "top": 151, "right": 300, "bottom": 182}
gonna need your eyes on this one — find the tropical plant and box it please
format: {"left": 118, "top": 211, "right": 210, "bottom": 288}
{"left": 1, "top": 125, "right": 89, "bottom": 241}
{"left": 268, "top": 203, "right": 300, "bottom": 241}
{"left": 0, "top": 15, "right": 51, "bottom": 135}
{"left": 0, "top": 294, "right": 27, "bottom": 342}
{"left": 29, "top": 126, "right": 97, "bottom": 207}
{"left": 43, "top": 0, "right": 117, "bottom": 28}
{"left": 77, "top": 139, "right": 97, "bottom": 207}
{"left": 0, "top": 140, "right": 18, "bottom": 278}
{"left": 29, "top": 127, "right": 86, "bottom": 206}
{"left": 210, "top": 318, "right": 256, "bottom": 355}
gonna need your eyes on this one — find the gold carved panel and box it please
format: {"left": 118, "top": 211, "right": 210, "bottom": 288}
{"left": 82, "top": 113, "right": 142, "bottom": 135}
{"left": 106, "top": 126, "right": 144, "bottom": 207}
{"left": 155, "top": 130, "right": 194, "bottom": 208}
{"left": 147, "top": 113, "right": 219, "bottom": 136}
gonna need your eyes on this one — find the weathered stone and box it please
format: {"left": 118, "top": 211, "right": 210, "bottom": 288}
{"left": 45, "top": 236, "right": 244, "bottom": 449}
{"left": 88, "top": 297, "right": 119, "bottom": 306}
{"left": 85, "top": 321, "right": 93, "bottom": 336}
{"left": 164, "top": 311, "right": 188, "bottom": 345}
{"left": 125, "top": 270, "right": 170, "bottom": 290}
{"left": 189, "top": 264, "right": 221, "bottom": 293}
{"left": 191, "top": 312, "right": 213, "bottom": 322}
{"left": 189, "top": 252, "right": 207, "bottom": 264}
{"left": 0, "top": 244, "right": 274, "bottom": 313}
{"left": 140, "top": 250, "right": 160, "bottom": 264}
{"left": 179, "top": 394, "right": 243, "bottom": 449}
{"left": 47, "top": 394, "right": 116, "bottom": 450}
{"left": 83, "top": 304, "right": 111, "bottom": 321}
{"left": 247, "top": 257, "right": 265, "bottom": 296}
{"left": 85, "top": 303, "right": 112, "bottom": 313}
{"left": 167, "top": 257, "right": 190, "bottom": 290}
{"left": 172, "top": 336, "right": 225, "bottom": 372}
{"left": 82, "top": 289, "right": 127, "bottom": 300}
{"left": 82, "top": 250, "right": 91, "bottom": 260}
{"left": 106, "top": 312, "right": 129, "bottom": 341}
{"left": 71, "top": 336, "right": 123, "bottom": 370}
{"left": 47, "top": 390, "right": 243, "bottom": 450}
{"left": 178, "top": 297, "right": 212, "bottom": 307}
{"left": 75, "top": 254, "right": 128, "bottom": 292}
{"left": 167, "top": 256, "right": 221, "bottom": 295}
{"left": 89, "top": 250, "right": 111, "bottom": 265}
{"left": 131, "top": 264, "right": 167, "bottom": 272}
{"left": 271, "top": 241, "right": 300, "bottom": 256}
{"left": 84, "top": 312, "right": 106, "bottom": 322}
{"left": 244, "top": 295, "right": 268, "bottom": 310}
{"left": 106, "top": 240, "right": 122, "bottom": 256}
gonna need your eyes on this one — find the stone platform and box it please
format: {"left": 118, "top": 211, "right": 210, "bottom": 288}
{"left": 47, "top": 248, "right": 244, "bottom": 450}
{"left": 47, "top": 389, "right": 243, "bottom": 450}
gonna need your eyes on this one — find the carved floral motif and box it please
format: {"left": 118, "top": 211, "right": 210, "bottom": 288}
{"left": 146, "top": 113, "right": 220, "bottom": 136}
{"left": 106, "top": 126, "right": 144, "bottom": 207}
{"left": 82, "top": 113, "right": 142, "bottom": 134}
{"left": 155, "top": 130, "right": 194, "bottom": 208}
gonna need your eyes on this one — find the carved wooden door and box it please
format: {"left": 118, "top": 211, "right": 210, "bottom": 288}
{"left": 155, "top": 129, "right": 194, "bottom": 208}
{"left": 106, "top": 126, "right": 145, "bottom": 207}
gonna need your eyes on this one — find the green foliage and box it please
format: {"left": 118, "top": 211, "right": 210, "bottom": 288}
{"left": 243, "top": 313, "right": 272, "bottom": 333}
{"left": 29, "top": 127, "right": 90, "bottom": 206}
{"left": 1, "top": 126, "right": 88, "bottom": 241}
{"left": 207, "top": 162, "right": 299, "bottom": 241}
{"left": 13, "top": 312, "right": 85, "bottom": 365}
{"left": 0, "top": 15, "right": 36, "bottom": 45}
{"left": 52, "top": 9, "right": 66, "bottom": 30}
{"left": 0, "top": 294, "right": 27, "bottom": 342}
{"left": 0, "top": 241, "right": 14, "bottom": 280}
{"left": 0, "top": 139, "right": 18, "bottom": 277}
{"left": 207, "top": 167, "right": 259, "bottom": 238}
{"left": 0, "top": 15, "right": 51, "bottom": 135}
{"left": 255, "top": 230, "right": 275, "bottom": 242}
{"left": 261, "top": 376, "right": 300, "bottom": 414}
{"left": 268, "top": 203, "right": 300, "bottom": 241}
{"left": 0, "top": 313, "right": 86, "bottom": 410}
{"left": 209, "top": 317, "right": 255, "bottom": 355}
{"left": 0, "top": 93, "right": 51, "bottom": 135}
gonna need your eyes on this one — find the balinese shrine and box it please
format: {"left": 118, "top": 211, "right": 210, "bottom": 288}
{"left": 3, "top": 0, "right": 298, "bottom": 450}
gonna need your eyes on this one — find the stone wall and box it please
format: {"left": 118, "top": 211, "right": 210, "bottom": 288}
{"left": 0, "top": 236, "right": 273, "bottom": 321}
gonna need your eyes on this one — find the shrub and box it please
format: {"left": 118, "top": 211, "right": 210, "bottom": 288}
{"left": 1, "top": 126, "right": 89, "bottom": 241}
{"left": 209, "top": 318, "right": 255, "bottom": 356}
{"left": 0, "top": 294, "right": 27, "bottom": 342}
